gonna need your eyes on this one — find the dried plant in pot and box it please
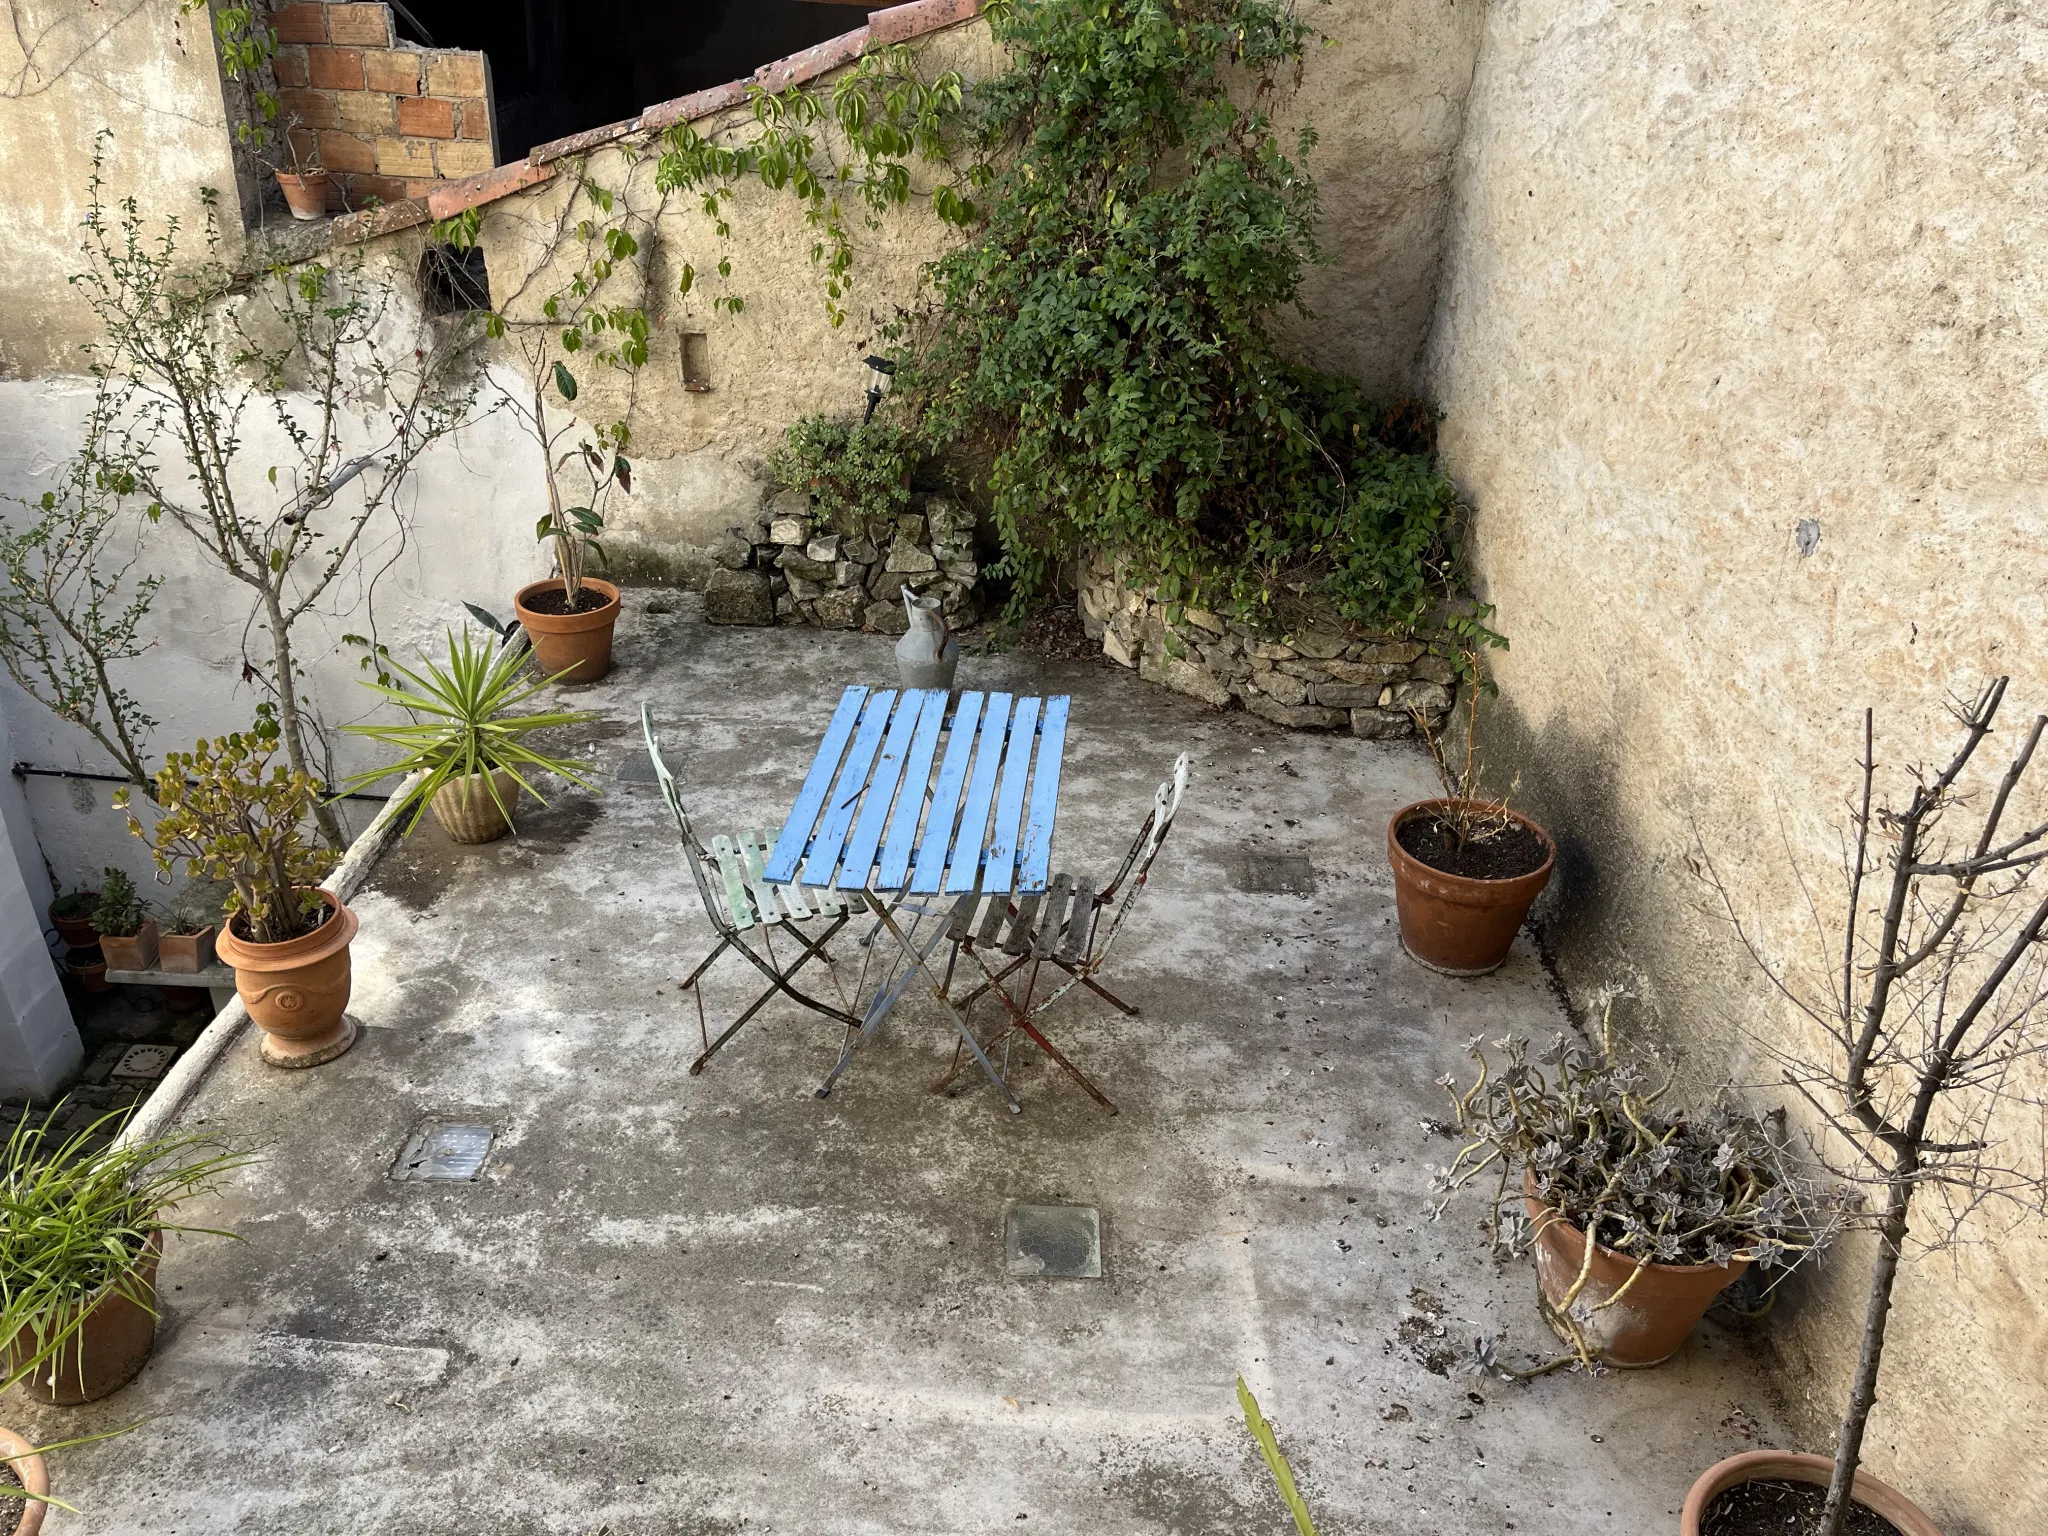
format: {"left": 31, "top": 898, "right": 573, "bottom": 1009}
{"left": 1430, "top": 1000, "right": 1842, "bottom": 1373}
{"left": 271, "top": 115, "right": 328, "bottom": 221}
{"left": 118, "top": 713, "right": 352, "bottom": 1068}
{"left": 339, "top": 626, "right": 597, "bottom": 845}
{"left": 89, "top": 869, "right": 156, "bottom": 971}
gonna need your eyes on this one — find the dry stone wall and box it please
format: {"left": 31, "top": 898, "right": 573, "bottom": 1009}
{"left": 1077, "top": 552, "right": 1454, "bottom": 737}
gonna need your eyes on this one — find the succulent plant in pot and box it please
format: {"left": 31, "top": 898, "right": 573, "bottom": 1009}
{"left": 157, "top": 892, "right": 219, "bottom": 975}
{"left": 338, "top": 626, "right": 598, "bottom": 845}
{"left": 89, "top": 868, "right": 156, "bottom": 971}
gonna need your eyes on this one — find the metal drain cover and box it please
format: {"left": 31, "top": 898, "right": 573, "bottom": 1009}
{"left": 1234, "top": 852, "right": 1317, "bottom": 894}
{"left": 392, "top": 1120, "right": 496, "bottom": 1182}
{"left": 1006, "top": 1204, "right": 1102, "bottom": 1279}
{"left": 111, "top": 1045, "right": 178, "bottom": 1081}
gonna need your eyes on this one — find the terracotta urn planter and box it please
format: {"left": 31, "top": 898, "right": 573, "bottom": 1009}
{"left": 1682, "top": 1450, "right": 1942, "bottom": 1536}
{"left": 431, "top": 769, "right": 520, "bottom": 844}
{"left": 0, "top": 1425, "right": 49, "bottom": 1536}
{"left": 4, "top": 1232, "right": 160, "bottom": 1406}
{"left": 1386, "top": 799, "right": 1554, "bottom": 975}
{"left": 98, "top": 918, "right": 158, "bottom": 972}
{"left": 214, "top": 889, "right": 359, "bottom": 1069}
{"left": 64, "top": 948, "right": 108, "bottom": 993}
{"left": 47, "top": 897, "right": 98, "bottom": 950}
{"left": 514, "top": 577, "right": 620, "bottom": 684}
{"left": 159, "top": 925, "right": 217, "bottom": 974}
{"left": 1523, "top": 1173, "right": 1745, "bottom": 1367}
{"left": 274, "top": 168, "right": 328, "bottom": 220}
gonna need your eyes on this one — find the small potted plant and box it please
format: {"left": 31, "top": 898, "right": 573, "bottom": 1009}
{"left": 1, "top": 1107, "right": 252, "bottom": 1405}
{"left": 157, "top": 895, "right": 218, "bottom": 975}
{"left": 46, "top": 887, "right": 98, "bottom": 950}
{"left": 62, "top": 948, "right": 107, "bottom": 994}
{"left": 339, "top": 626, "right": 598, "bottom": 843}
{"left": 0, "top": 1422, "right": 147, "bottom": 1533}
{"left": 272, "top": 116, "right": 328, "bottom": 221}
{"left": 1431, "top": 1001, "right": 1840, "bottom": 1371}
{"left": 117, "top": 713, "right": 352, "bottom": 1068}
{"left": 90, "top": 869, "right": 157, "bottom": 971}
{"left": 1387, "top": 651, "right": 1553, "bottom": 974}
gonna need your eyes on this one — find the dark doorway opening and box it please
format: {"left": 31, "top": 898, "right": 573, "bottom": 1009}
{"left": 400, "top": 0, "right": 872, "bottom": 163}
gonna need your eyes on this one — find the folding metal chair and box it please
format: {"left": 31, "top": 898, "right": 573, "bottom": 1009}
{"left": 640, "top": 705, "right": 863, "bottom": 1074}
{"left": 932, "top": 753, "right": 1190, "bottom": 1112}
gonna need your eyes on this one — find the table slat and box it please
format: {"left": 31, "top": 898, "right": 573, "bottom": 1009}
{"left": 764, "top": 685, "right": 868, "bottom": 883}
{"left": 800, "top": 690, "right": 897, "bottom": 887}
{"left": 836, "top": 691, "right": 929, "bottom": 888}
{"left": 980, "top": 696, "right": 1040, "bottom": 894}
{"left": 943, "top": 694, "right": 1013, "bottom": 893}
{"left": 876, "top": 691, "right": 948, "bottom": 889}
{"left": 909, "top": 692, "right": 983, "bottom": 893}
{"left": 1016, "top": 694, "right": 1069, "bottom": 892}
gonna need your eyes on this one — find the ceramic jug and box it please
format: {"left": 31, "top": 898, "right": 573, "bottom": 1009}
{"left": 895, "top": 585, "right": 959, "bottom": 692}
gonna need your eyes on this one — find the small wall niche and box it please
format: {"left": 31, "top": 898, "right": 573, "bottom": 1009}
{"left": 680, "top": 331, "right": 712, "bottom": 392}
{"left": 420, "top": 245, "right": 492, "bottom": 316}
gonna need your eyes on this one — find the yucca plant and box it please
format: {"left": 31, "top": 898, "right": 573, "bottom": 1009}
{"left": 339, "top": 626, "right": 599, "bottom": 834}
{"left": 0, "top": 1108, "right": 254, "bottom": 1401}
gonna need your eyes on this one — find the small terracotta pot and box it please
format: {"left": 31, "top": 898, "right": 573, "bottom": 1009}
{"left": 98, "top": 918, "right": 159, "bottom": 972}
{"left": 214, "top": 889, "right": 359, "bottom": 1069}
{"left": 64, "top": 949, "right": 108, "bottom": 993}
{"left": 4, "top": 1232, "right": 160, "bottom": 1406}
{"left": 1523, "top": 1173, "right": 1745, "bottom": 1367}
{"left": 275, "top": 168, "right": 328, "bottom": 220}
{"left": 159, "top": 925, "right": 217, "bottom": 974}
{"left": 1681, "top": 1450, "right": 1943, "bottom": 1536}
{"left": 1386, "top": 800, "right": 1554, "bottom": 975}
{"left": 431, "top": 769, "right": 520, "bottom": 844}
{"left": 48, "top": 898, "right": 98, "bottom": 950}
{"left": 514, "top": 577, "right": 620, "bottom": 684}
{"left": 0, "top": 1425, "right": 50, "bottom": 1536}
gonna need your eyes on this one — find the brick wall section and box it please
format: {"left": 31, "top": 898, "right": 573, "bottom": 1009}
{"left": 269, "top": 2, "right": 495, "bottom": 212}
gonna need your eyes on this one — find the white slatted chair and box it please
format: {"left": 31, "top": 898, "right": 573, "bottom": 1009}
{"left": 933, "top": 752, "right": 1190, "bottom": 1112}
{"left": 641, "top": 705, "right": 861, "bottom": 1074}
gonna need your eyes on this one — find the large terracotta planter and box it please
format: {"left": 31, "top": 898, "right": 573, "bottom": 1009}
{"left": 1387, "top": 799, "right": 1554, "bottom": 975}
{"left": 4, "top": 1232, "right": 160, "bottom": 1406}
{"left": 514, "top": 577, "right": 619, "bottom": 684}
{"left": 0, "top": 1425, "right": 50, "bottom": 1536}
{"left": 1682, "top": 1450, "right": 1942, "bottom": 1536}
{"left": 98, "top": 918, "right": 159, "bottom": 972}
{"left": 1524, "top": 1174, "right": 1745, "bottom": 1367}
{"left": 47, "top": 898, "right": 98, "bottom": 950}
{"left": 214, "top": 890, "right": 358, "bottom": 1069}
{"left": 431, "top": 769, "right": 519, "bottom": 844}
{"left": 159, "top": 926, "right": 217, "bottom": 974}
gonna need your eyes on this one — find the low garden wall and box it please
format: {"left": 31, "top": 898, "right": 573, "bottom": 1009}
{"left": 1076, "top": 551, "right": 1456, "bottom": 737}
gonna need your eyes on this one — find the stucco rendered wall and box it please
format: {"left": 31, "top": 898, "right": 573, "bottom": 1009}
{"left": 1423, "top": 5, "right": 2048, "bottom": 1531}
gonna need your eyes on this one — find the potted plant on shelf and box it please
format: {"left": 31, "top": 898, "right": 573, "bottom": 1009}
{"left": 1, "top": 1107, "right": 252, "bottom": 1406}
{"left": 339, "top": 626, "right": 598, "bottom": 844}
{"left": 157, "top": 894, "right": 218, "bottom": 975}
{"left": 46, "top": 887, "right": 98, "bottom": 950}
{"left": 90, "top": 869, "right": 156, "bottom": 971}
{"left": 117, "top": 712, "right": 352, "bottom": 1068}
{"left": 62, "top": 948, "right": 107, "bottom": 994}
{"left": 1387, "top": 651, "right": 1552, "bottom": 974}
{"left": 272, "top": 116, "right": 328, "bottom": 221}
{"left": 1432, "top": 999, "right": 1841, "bottom": 1373}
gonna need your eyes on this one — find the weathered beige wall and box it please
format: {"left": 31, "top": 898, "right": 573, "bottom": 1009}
{"left": 0, "top": 0, "right": 244, "bottom": 376}
{"left": 1423, "top": 4, "right": 2048, "bottom": 1531}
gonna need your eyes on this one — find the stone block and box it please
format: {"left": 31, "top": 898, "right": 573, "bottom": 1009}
{"left": 457, "top": 100, "right": 492, "bottom": 139}
{"left": 1273, "top": 659, "right": 1332, "bottom": 682}
{"left": 365, "top": 48, "right": 422, "bottom": 95}
{"left": 1286, "top": 625, "right": 1349, "bottom": 660}
{"left": 1143, "top": 651, "right": 1232, "bottom": 709}
{"left": 272, "top": 5, "right": 327, "bottom": 44}
{"left": 334, "top": 89, "right": 397, "bottom": 132}
{"left": 941, "top": 560, "right": 978, "bottom": 582}
{"left": 1350, "top": 708, "right": 1414, "bottom": 740}
{"left": 842, "top": 536, "right": 878, "bottom": 564}
{"left": 940, "top": 585, "right": 981, "bottom": 622}
{"left": 1411, "top": 654, "right": 1459, "bottom": 685}
{"left": 886, "top": 541, "right": 938, "bottom": 574}
{"left": 865, "top": 598, "right": 910, "bottom": 636}
{"left": 924, "top": 495, "right": 968, "bottom": 536}
{"left": 775, "top": 594, "right": 797, "bottom": 620}
{"left": 306, "top": 46, "right": 364, "bottom": 90}
{"left": 1347, "top": 639, "right": 1427, "bottom": 665}
{"left": 706, "top": 528, "right": 752, "bottom": 570}
{"left": 425, "top": 52, "right": 487, "bottom": 97}
{"left": 834, "top": 560, "right": 866, "bottom": 587}
{"left": 1249, "top": 639, "right": 1297, "bottom": 661}
{"left": 1243, "top": 695, "right": 1347, "bottom": 731}
{"left": 376, "top": 136, "right": 437, "bottom": 178}
{"left": 895, "top": 512, "right": 928, "bottom": 542}
{"left": 1180, "top": 606, "right": 1225, "bottom": 634}
{"left": 1102, "top": 628, "right": 1138, "bottom": 668}
{"left": 1312, "top": 682, "right": 1382, "bottom": 708}
{"left": 433, "top": 138, "right": 495, "bottom": 178}
{"left": 1324, "top": 657, "right": 1405, "bottom": 685}
{"left": 778, "top": 551, "right": 836, "bottom": 583}
{"left": 397, "top": 97, "right": 455, "bottom": 139}
{"left": 318, "top": 130, "right": 377, "bottom": 174}
{"left": 702, "top": 568, "right": 773, "bottom": 625}
{"left": 325, "top": 4, "right": 393, "bottom": 47}
{"left": 1248, "top": 669, "right": 1308, "bottom": 706}
{"left": 786, "top": 574, "right": 826, "bottom": 602}
{"left": 273, "top": 48, "right": 312, "bottom": 88}
{"left": 805, "top": 534, "right": 842, "bottom": 563}
{"left": 767, "top": 515, "right": 809, "bottom": 545}
{"left": 814, "top": 588, "right": 866, "bottom": 629}
{"left": 1391, "top": 679, "right": 1453, "bottom": 715}
{"left": 278, "top": 85, "right": 335, "bottom": 128}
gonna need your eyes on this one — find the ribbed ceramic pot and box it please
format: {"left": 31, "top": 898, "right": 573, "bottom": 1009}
{"left": 0, "top": 1424, "right": 50, "bottom": 1536}
{"left": 430, "top": 769, "right": 519, "bottom": 844}
{"left": 513, "top": 578, "right": 620, "bottom": 684}
{"left": 4, "top": 1232, "right": 160, "bottom": 1406}
{"left": 1386, "top": 799, "right": 1555, "bottom": 975}
{"left": 1681, "top": 1450, "right": 1942, "bottom": 1536}
{"left": 214, "top": 890, "right": 358, "bottom": 1068}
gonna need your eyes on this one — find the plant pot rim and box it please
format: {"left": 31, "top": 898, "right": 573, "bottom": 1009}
{"left": 215, "top": 889, "right": 356, "bottom": 968}
{"left": 165, "top": 924, "right": 217, "bottom": 938}
{"left": 514, "top": 577, "right": 621, "bottom": 635}
{"left": 0, "top": 1423, "right": 49, "bottom": 1536}
{"left": 275, "top": 168, "right": 327, "bottom": 184}
{"left": 1523, "top": 1172, "right": 1749, "bottom": 1278}
{"left": 1387, "top": 798, "right": 1556, "bottom": 893}
{"left": 1680, "top": 1450, "right": 1943, "bottom": 1536}
{"left": 49, "top": 894, "right": 99, "bottom": 914}
{"left": 98, "top": 916, "right": 158, "bottom": 941}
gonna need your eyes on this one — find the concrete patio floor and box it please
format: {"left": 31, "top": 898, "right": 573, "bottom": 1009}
{"left": 15, "top": 600, "right": 1794, "bottom": 1534}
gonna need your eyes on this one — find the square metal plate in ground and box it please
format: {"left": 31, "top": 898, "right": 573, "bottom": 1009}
{"left": 1006, "top": 1204, "right": 1102, "bottom": 1279}
{"left": 110, "top": 1045, "right": 177, "bottom": 1081}
{"left": 1234, "top": 852, "right": 1318, "bottom": 895}
{"left": 391, "top": 1120, "right": 496, "bottom": 1183}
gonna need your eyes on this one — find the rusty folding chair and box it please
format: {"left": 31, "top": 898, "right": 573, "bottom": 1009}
{"left": 641, "top": 705, "right": 862, "bottom": 1074}
{"left": 932, "top": 753, "right": 1190, "bottom": 1112}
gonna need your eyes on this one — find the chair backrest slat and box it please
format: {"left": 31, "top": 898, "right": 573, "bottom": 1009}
{"left": 642, "top": 703, "right": 743, "bottom": 936}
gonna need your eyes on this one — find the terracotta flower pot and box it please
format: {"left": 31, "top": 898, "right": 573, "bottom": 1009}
{"left": 64, "top": 949, "right": 108, "bottom": 993}
{"left": 514, "top": 577, "right": 620, "bottom": 684}
{"left": 1386, "top": 799, "right": 1554, "bottom": 975}
{"left": 4, "top": 1232, "right": 160, "bottom": 1406}
{"left": 1523, "top": 1173, "right": 1745, "bottom": 1367}
{"left": 275, "top": 168, "right": 328, "bottom": 220}
{"left": 159, "top": 926, "right": 217, "bottom": 974}
{"left": 431, "top": 768, "right": 520, "bottom": 844}
{"left": 48, "top": 898, "right": 98, "bottom": 950}
{"left": 98, "top": 918, "right": 159, "bottom": 972}
{"left": 1681, "top": 1450, "right": 1943, "bottom": 1536}
{"left": 214, "top": 889, "right": 359, "bottom": 1069}
{"left": 0, "top": 1425, "right": 50, "bottom": 1536}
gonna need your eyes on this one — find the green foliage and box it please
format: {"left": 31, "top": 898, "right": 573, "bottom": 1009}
{"left": 1, "top": 1108, "right": 253, "bottom": 1405}
{"left": 184, "top": 1, "right": 280, "bottom": 153}
{"left": 1236, "top": 1375, "right": 1317, "bottom": 1536}
{"left": 89, "top": 868, "right": 144, "bottom": 939}
{"left": 117, "top": 712, "right": 334, "bottom": 946}
{"left": 339, "top": 628, "right": 600, "bottom": 835}
{"left": 769, "top": 417, "right": 922, "bottom": 534}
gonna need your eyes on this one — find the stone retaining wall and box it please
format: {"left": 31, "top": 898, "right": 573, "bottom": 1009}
{"left": 1076, "top": 551, "right": 1455, "bottom": 738}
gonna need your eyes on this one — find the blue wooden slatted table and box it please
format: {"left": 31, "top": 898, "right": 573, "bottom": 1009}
{"left": 762, "top": 685, "right": 1072, "bottom": 1110}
